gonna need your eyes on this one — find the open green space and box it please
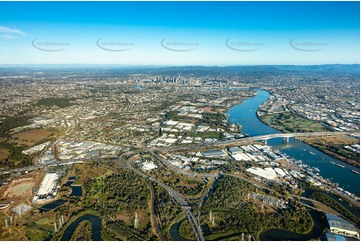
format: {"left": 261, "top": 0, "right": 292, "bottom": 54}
{"left": 153, "top": 183, "right": 183, "bottom": 240}
{"left": 195, "top": 176, "right": 314, "bottom": 240}
{"left": 259, "top": 112, "right": 328, "bottom": 133}
{"left": 188, "top": 131, "right": 223, "bottom": 139}
{"left": 149, "top": 167, "right": 210, "bottom": 197}
{"left": 35, "top": 97, "right": 76, "bottom": 108}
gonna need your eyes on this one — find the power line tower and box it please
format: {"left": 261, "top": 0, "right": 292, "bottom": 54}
{"left": 134, "top": 212, "right": 139, "bottom": 229}
{"left": 54, "top": 221, "right": 58, "bottom": 233}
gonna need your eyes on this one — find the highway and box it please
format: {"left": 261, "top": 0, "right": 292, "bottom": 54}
{"left": 118, "top": 154, "right": 205, "bottom": 241}
{"left": 0, "top": 159, "right": 86, "bottom": 176}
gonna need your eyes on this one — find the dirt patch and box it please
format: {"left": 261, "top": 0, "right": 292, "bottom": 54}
{"left": 10, "top": 129, "right": 52, "bottom": 147}
{"left": 1, "top": 170, "right": 45, "bottom": 199}
{"left": 3, "top": 178, "right": 34, "bottom": 198}
{"left": 197, "top": 107, "right": 213, "bottom": 113}
{"left": 9, "top": 182, "right": 34, "bottom": 196}
{"left": 0, "top": 148, "right": 9, "bottom": 161}
{"left": 115, "top": 213, "right": 131, "bottom": 223}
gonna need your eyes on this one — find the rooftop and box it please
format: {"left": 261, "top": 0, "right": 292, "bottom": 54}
{"left": 326, "top": 214, "right": 359, "bottom": 232}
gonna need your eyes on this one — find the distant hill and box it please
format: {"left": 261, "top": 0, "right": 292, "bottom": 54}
{"left": 0, "top": 64, "right": 359, "bottom": 75}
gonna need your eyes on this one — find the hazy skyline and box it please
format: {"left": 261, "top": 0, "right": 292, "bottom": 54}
{"left": 0, "top": 1, "right": 359, "bottom": 65}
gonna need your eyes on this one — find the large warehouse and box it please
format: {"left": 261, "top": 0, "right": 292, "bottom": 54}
{"left": 33, "top": 172, "right": 60, "bottom": 203}
{"left": 326, "top": 214, "right": 359, "bottom": 239}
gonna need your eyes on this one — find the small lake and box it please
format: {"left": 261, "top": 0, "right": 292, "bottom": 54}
{"left": 61, "top": 214, "right": 102, "bottom": 241}
{"left": 38, "top": 199, "right": 66, "bottom": 212}
{"left": 70, "top": 185, "right": 83, "bottom": 197}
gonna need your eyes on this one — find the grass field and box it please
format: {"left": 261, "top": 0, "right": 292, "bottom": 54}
{"left": 35, "top": 218, "right": 55, "bottom": 231}
{"left": 25, "top": 228, "right": 50, "bottom": 241}
{"left": 260, "top": 112, "right": 328, "bottom": 133}
{"left": 10, "top": 129, "right": 53, "bottom": 147}
{"left": 8, "top": 182, "right": 34, "bottom": 197}
{"left": 188, "top": 131, "right": 222, "bottom": 139}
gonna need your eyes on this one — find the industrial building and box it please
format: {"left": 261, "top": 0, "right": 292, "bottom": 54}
{"left": 326, "top": 214, "right": 359, "bottom": 239}
{"left": 201, "top": 150, "right": 227, "bottom": 158}
{"left": 246, "top": 167, "right": 278, "bottom": 180}
{"left": 33, "top": 172, "right": 60, "bottom": 203}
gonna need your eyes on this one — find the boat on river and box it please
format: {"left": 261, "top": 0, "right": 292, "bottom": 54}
{"left": 336, "top": 164, "right": 345, "bottom": 168}
{"left": 350, "top": 169, "right": 360, "bottom": 175}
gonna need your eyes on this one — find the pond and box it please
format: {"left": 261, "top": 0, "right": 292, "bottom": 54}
{"left": 38, "top": 199, "right": 66, "bottom": 212}
{"left": 61, "top": 214, "right": 102, "bottom": 241}
{"left": 70, "top": 185, "right": 82, "bottom": 197}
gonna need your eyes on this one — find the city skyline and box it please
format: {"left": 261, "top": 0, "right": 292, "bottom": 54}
{"left": 0, "top": 1, "right": 359, "bottom": 65}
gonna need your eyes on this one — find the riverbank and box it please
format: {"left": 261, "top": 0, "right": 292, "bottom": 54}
{"left": 54, "top": 209, "right": 102, "bottom": 241}
{"left": 60, "top": 213, "right": 102, "bottom": 241}
{"left": 298, "top": 137, "right": 360, "bottom": 168}
{"left": 256, "top": 102, "right": 359, "bottom": 169}
{"left": 227, "top": 89, "right": 359, "bottom": 196}
{"left": 169, "top": 215, "right": 191, "bottom": 241}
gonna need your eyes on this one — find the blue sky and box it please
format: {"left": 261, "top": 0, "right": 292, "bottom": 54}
{"left": 0, "top": 1, "right": 359, "bottom": 65}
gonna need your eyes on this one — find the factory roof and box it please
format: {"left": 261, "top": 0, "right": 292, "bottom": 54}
{"left": 201, "top": 150, "right": 227, "bottom": 157}
{"left": 246, "top": 167, "right": 278, "bottom": 180}
{"left": 326, "top": 214, "right": 359, "bottom": 232}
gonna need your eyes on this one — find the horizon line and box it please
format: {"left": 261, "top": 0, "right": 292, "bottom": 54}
{"left": 0, "top": 63, "right": 359, "bottom": 67}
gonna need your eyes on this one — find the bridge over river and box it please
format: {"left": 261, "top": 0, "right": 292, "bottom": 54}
{"left": 222, "top": 131, "right": 351, "bottom": 145}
